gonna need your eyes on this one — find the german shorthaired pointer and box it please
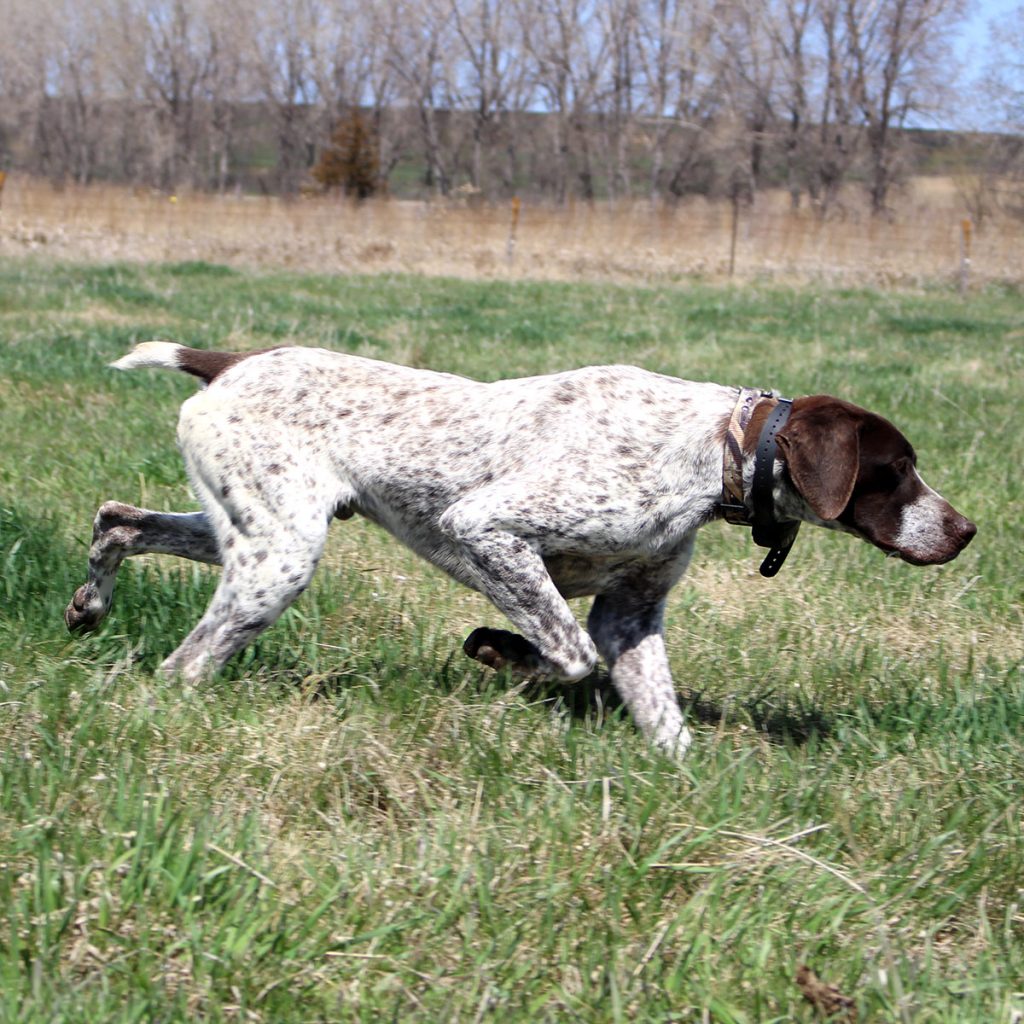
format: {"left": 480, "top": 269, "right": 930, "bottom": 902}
{"left": 65, "top": 343, "right": 976, "bottom": 759}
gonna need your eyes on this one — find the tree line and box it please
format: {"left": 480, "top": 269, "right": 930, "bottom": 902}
{"left": 1, "top": 0, "right": 1017, "bottom": 214}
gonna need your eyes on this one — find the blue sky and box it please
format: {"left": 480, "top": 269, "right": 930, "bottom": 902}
{"left": 958, "top": 0, "right": 1015, "bottom": 57}
{"left": 951, "top": 0, "right": 1019, "bottom": 127}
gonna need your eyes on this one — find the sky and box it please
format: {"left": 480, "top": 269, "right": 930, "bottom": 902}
{"left": 950, "top": 0, "right": 1019, "bottom": 128}
{"left": 957, "top": 0, "right": 1015, "bottom": 60}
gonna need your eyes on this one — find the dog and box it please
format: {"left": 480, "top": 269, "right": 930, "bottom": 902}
{"left": 65, "top": 343, "right": 976, "bottom": 759}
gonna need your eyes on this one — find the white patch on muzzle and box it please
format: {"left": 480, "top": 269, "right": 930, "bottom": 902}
{"left": 894, "top": 472, "right": 952, "bottom": 561}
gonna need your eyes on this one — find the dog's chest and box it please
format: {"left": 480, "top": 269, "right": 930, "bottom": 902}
{"left": 541, "top": 552, "right": 666, "bottom": 598}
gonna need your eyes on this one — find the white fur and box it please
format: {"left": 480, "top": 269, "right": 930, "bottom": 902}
{"left": 895, "top": 472, "right": 950, "bottom": 561}
{"left": 109, "top": 340, "right": 183, "bottom": 372}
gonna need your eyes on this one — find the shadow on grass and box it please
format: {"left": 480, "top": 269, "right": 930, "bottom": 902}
{"left": 268, "top": 639, "right": 836, "bottom": 748}
{"left": 503, "top": 669, "right": 835, "bottom": 748}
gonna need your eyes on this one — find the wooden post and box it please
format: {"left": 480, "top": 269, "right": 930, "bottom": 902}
{"left": 506, "top": 196, "right": 521, "bottom": 264}
{"left": 958, "top": 218, "right": 972, "bottom": 295}
{"left": 0, "top": 170, "right": 6, "bottom": 210}
{"left": 728, "top": 189, "right": 740, "bottom": 278}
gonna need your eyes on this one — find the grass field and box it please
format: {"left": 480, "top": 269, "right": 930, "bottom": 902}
{"left": 0, "top": 258, "right": 1022, "bottom": 1022}
{"left": 4, "top": 175, "right": 1024, "bottom": 289}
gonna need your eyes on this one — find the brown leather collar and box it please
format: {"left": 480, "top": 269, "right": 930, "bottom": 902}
{"left": 718, "top": 388, "right": 801, "bottom": 577}
{"left": 719, "top": 388, "right": 776, "bottom": 525}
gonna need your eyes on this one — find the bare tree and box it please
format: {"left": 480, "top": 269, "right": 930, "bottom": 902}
{"left": 983, "top": 3, "right": 1024, "bottom": 131}
{"left": 717, "top": 0, "right": 779, "bottom": 197}
{"left": 306, "top": 0, "right": 381, "bottom": 169}
{"left": 203, "top": 0, "right": 245, "bottom": 191}
{"left": 100, "top": 0, "right": 242, "bottom": 190}
{"left": 519, "top": 0, "right": 610, "bottom": 202}
{"left": 385, "top": 1, "right": 457, "bottom": 195}
{"left": 843, "top": 0, "right": 967, "bottom": 215}
{"left": 4, "top": 0, "right": 159, "bottom": 187}
{"left": 764, "top": 0, "right": 815, "bottom": 207}
{"left": 447, "top": 0, "right": 529, "bottom": 195}
{"left": 633, "top": 0, "right": 719, "bottom": 201}
{"left": 599, "top": 0, "right": 637, "bottom": 198}
{"left": 43, "top": 4, "right": 112, "bottom": 183}
{"left": 104, "top": 0, "right": 191, "bottom": 188}
{"left": 814, "top": 0, "right": 861, "bottom": 212}
{"left": 306, "top": 1, "right": 404, "bottom": 189}
{"left": 245, "top": 0, "right": 321, "bottom": 193}
{"left": 633, "top": 0, "right": 679, "bottom": 199}
{"left": 361, "top": 4, "right": 404, "bottom": 189}
{"left": 0, "top": 0, "right": 983, "bottom": 206}
{"left": 967, "top": 3, "right": 1024, "bottom": 219}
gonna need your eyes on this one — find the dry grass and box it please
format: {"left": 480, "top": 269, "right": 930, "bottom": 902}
{"left": 2, "top": 174, "right": 1022, "bottom": 287}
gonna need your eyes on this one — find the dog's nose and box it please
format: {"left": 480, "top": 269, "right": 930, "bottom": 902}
{"left": 956, "top": 516, "right": 977, "bottom": 547}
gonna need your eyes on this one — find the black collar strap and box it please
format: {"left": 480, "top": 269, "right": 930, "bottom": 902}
{"left": 750, "top": 399, "right": 800, "bottom": 577}
{"left": 718, "top": 391, "right": 801, "bottom": 578}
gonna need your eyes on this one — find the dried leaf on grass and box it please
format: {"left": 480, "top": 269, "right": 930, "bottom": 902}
{"left": 796, "top": 964, "right": 858, "bottom": 1021}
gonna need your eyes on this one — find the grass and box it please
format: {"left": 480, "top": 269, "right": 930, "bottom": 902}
{"left": 0, "top": 257, "right": 1022, "bottom": 1021}
{"left": 4, "top": 174, "right": 1024, "bottom": 289}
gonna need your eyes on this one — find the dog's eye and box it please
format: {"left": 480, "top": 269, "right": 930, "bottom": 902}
{"left": 892, "top": 455, "right": 914, "bottom": 476}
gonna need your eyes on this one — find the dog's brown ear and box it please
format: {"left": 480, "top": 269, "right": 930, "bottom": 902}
{"left": 776, "top": 400, "right": 860, "bottom": 521}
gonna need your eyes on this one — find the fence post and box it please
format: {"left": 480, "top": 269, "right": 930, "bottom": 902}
{"left": 506, "top": 196, "right": 521, "bottom": 265}
{"left": 728, "top": 190, "right": 740, "bottom": 278}
{"left": 958, "top": 218, "right": 972, "bottom": 295}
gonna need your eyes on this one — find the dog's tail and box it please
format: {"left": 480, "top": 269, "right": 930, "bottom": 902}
{"left": 111, "top": 342, "right": 247, "bottom": 385}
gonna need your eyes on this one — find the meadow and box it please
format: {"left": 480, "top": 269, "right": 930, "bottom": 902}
{"left": 0, "top": 256, "right": 1021, "bottom": 1022}
{"left": 3, "top": 175, "right": 1023, "bottom": 290}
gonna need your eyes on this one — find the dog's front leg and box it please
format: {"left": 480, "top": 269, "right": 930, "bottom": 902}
{"left": 65, "top": 502, "right": 221, "bottom": 632}
{"left": 440, "top": 497, "right": 598, "bottom": 682}
{"left": 588, "top": 590, "right": 691, "bottom": 760}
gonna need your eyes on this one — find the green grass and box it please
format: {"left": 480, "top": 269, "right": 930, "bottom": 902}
{"left": 0, "top": 257, "right": 1021, "bottom": 1022}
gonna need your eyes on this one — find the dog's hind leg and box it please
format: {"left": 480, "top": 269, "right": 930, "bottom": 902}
{"left": 156, "top": 426, "right": 341, "bottom": 682}
{"left": 65, "top": 502, "right": 221, "bottom": 632}
{"left": 157, "top": 518, "right": 327, "bottom": 682}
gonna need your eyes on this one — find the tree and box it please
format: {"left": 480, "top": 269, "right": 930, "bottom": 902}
{"left": 0, "top": 0, "right": 982, "bottom": 206}
{"left": 385, "top": 0, "right": 457, "bottom": 195}
{"left": 814, "top": 0, "right": 862, "bottom": 212}
{"left": 763, "top": 0, "right": 816, "bottom": 208}
{"left": 633, "top": 0, "right": 719, "bottom": 201}
{"left": 982, "top": 3, "right": 1024, "bottom": 131}
{"left": 447, "top": 0, "right": 528, "bottom": 195}
{"left": 842, "top": 0, "right": 967, "bottom": 215}
{"left": 311, "top": 110, "right": 380, "bottom": 198}
{"left": 519, "top": 0, "right": 609, "bottom": 202}
{"left": 28, "top": 5, "right": 100, "bottom": 183}
{"left": 717, "top": 0, "right": 778, "bottom": 197}
{"left": 967, "top": 3, "right": 1024, "bottom": 220}
{"left": 245, "top": 0, "right": 320, "bottom": 193}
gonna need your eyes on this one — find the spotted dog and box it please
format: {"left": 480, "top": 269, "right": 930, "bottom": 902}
{"left": 65, "top": 343, "right": 976, "bottom": 759}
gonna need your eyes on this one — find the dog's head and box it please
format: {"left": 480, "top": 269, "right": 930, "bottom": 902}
{"left": 773, "top": 396, "right": 976, "bottom": 565}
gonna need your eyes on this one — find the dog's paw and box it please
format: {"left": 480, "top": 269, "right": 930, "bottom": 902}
{"left": 463, "top": 628, "right": 543, "bottom": 675}
{"left": 93, "top": 500, "right": 144, "bottom": 538}
{"left": 64, "top": 584, "right": 108, "bottom": 633}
